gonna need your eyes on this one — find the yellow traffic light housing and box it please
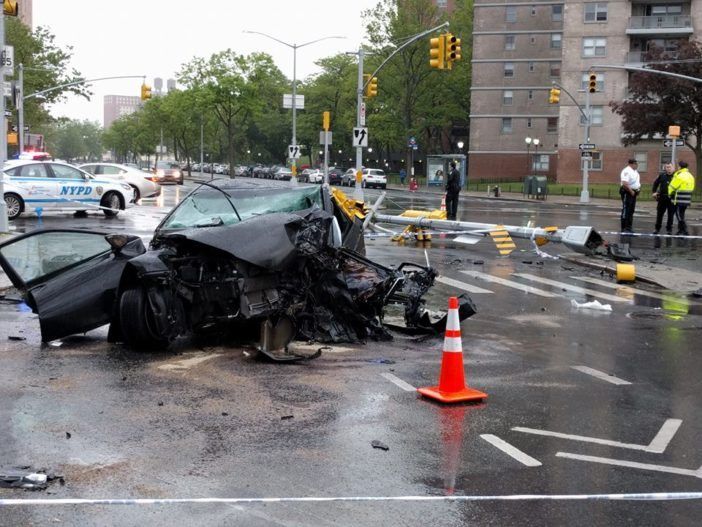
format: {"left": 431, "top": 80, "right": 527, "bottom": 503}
{"left": 363, "top": 74, "right": 378, "bottom": 98}
{"left": 548, "top": 87, "right": 561, "bottom": 104}
{"left": 445, "top": 33, "right": 462, "bottom": 69}
{"left": 430, "top": 34, "right": 445, "bottom": 70}
{"left": 140, "top": 83, "right": 152, "bottom": 101}
{"left": 3, "top": 0, "right": 18, "bottom": 16}
{"left": 588, "top": 72, "right": 597, "bottom": 93}
{"left": 323, "top": 111, "right": 330, "bottom": 131}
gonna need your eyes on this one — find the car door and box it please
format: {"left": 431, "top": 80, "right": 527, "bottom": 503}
{"left": 10, "top": 163, "right": 59, "bottom": 210}
{"left": 49, "top": 163, "right": 99, "bottom": 208}
{"left": 0, "top": 229, "right": 146, "bottom": 342}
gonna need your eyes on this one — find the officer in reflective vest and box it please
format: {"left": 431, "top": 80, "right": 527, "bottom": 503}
{"left": 668, "top": 160, "right": 696, "bottom": 236}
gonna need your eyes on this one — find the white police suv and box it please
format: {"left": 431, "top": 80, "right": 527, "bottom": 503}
{"left": 3, "top": 161, "right": 135, "bottom": 220}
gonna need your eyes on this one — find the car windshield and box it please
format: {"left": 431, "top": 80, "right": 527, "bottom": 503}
{"left": 156, "top": 161, "right": 178, "bottom": 169}
{"left": 159, "top": 185, "right": 323, "bottom": 230}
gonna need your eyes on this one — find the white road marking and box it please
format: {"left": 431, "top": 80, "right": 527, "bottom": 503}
{"left": 480, "top": 434, "right": 542, "bottom": 467}
{"left": 556, "top": 452, "right": 702, "bottom": 479}
{"left": 513, "top": 273, "right": 631, "bottom": 303}
{"left": 436, "top": 276, "right": 494, "bottom": 294}
{"left": 571, "top": 276, "right": 702, "bottom": 305}
{"left": 513, "top": 418, "right": 682, "bottom": 453}
{"left": 460, "top": 270, "right": 560, "bottom": 298}
{"left": 157, "top": 352, "right": 222, "bottom": 372}
{"left": 571, "top": 366, "right": 632, "bottom": 386}
{"left": 380, "top": 372, "right": 416, "bottom": 392}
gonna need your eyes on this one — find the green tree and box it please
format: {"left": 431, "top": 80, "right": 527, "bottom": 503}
{"left": 44, "top": 119, "right": 102, "bottom": 162}
{"left": 610, "top": 40, "right": 702, "bottom": 173}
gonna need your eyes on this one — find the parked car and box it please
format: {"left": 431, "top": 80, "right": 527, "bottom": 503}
{"left": 327, "top": 168, "right": 343, "bottom": 185}
{"left": 150, "top": 161, "right": 183, "bottom": 185}
{"left": 301, "top": 168, "right": 323, "bottom": 184}
{"left": 0, "top": 180, "right": 472, "bottom": 359}
{"left": 3, "top": 160, "right": 135, "bottom": 220}
{"left": 341, "top": 168, "right": 359, "bottom": 187}
{"left": 80, "top": 163, "right": 161, "bottom": 201}
{"left": 273, "top": 167, "right": 293, "bottom": 181}
{"left": 362, "top": 168, "right": 387, "bottom": 189}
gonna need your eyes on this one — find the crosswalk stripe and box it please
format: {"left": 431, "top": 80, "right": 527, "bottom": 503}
{"left": 571, "top": 276, "right": 701, "bottom": 305}
{"left": 460, "top": 270, "right": 561, "bottom": 298}
{"left": 513, "top": 273, "right": 631, "bottom": 303}
{"left": 436, "top": 276, "right": 494, "bottom": 294}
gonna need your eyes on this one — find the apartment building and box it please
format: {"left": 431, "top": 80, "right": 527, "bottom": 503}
{"left": 103, "top": 95, "right": 142, "bottom": 129}
{"left": 469, "top": 0, "right": 698, "bottom": 184}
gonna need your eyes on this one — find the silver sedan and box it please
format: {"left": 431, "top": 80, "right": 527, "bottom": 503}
{"left": 80, "top": 163, "right": 162, "bottom": 201}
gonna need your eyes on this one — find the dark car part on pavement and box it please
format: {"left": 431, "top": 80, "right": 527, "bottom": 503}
{"left": 0, "top": 181, "right": 472, "bottom": 361}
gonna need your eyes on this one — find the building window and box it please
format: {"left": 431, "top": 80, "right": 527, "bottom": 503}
{"left": 530, "top": 35, "right": 536, "bottom": 45}
{"left": 552, "top": 4, "right": 563, "bottom": 21}
{"left": 528, "top": 89, "right": 534, "bottom": 100}
{"left": 527, "top": 118, "right": 533, "bottom": 128}
{"left": 528, "top": 61, "right": 535, "bottom": 72}
{"left": 531, "top": 5, "right": 537, "bottom": 16}
{"left": 660, "top": 152, "right": 672, "bottom": 172}
{"left": 580, "top": 106, "right": 604, "bottom": 125}
{"left": 504, "top": 62, "right": 514, "bottom": 77}
{"left": 582, "top": 151, "right": 603, "bottom": 170}
{"left": 547, "top": 117, "right": 558, "bottom": 133}
{"left": 634, "top": 152, "right": 648, "bottom": 172}
{"left": 505, "top": 35, "right": 516, "bottom": 50}
{"left": 503, "top": 90, "right": 514, "bottom": 105}
{"left": 584, "top": 3, "right": 608, "bottom": 22}
{"left": 506, "top": 5, "right": 516, "bottom": 22}
{"left": 551, "top": 34, "right": 562, "bottom": 49}
{"left": 501, "top": 117, "right": 513, "bottom": 134}
{"left": 550, "top": 62, "right": 561, "bottom": 77}
{"left": 583, "top": 37, "right": 607, "bottom": 57}
{"left": 580, "top": 72, "right": 605, "bottom": 91}
{"left": 534, "top": 154, "right": 550, "bottom": 172}
{"left": 435, "top": 0, "right": 448, "bottom": 7}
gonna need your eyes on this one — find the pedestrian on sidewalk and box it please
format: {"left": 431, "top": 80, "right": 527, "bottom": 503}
{"left": 399, "top": 168, "right": 406, "bottom": 185}
{"left": 652, "top": 162, "right": 675, "bottom": 234}
{"left": 668, "top": 160, "right": 696, "bottom": 235}
{"left": 445, "top": 161, "right": 461, "bottom": 220}
{"left": 619, "top": 158, "right": 641, "bottom": 233}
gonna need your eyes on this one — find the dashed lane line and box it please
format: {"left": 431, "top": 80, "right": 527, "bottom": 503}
{"left": 436, "top": 275, "right": 494, "bottom": 294}
{"left": 459, "top": 270, "right": 561, "bottom": 298}
{"left": 570, "top": 366, "right": 632, "bottom": 386}
{"left": 380, "top": 372, "right": 416, "bottom": 392}
{"left": 480, "top": 434, "right": 542, "bottom": 467}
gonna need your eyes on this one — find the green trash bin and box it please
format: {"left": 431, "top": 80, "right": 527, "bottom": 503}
{"left": 533, "top": 176, "right": 548, "bottom": 200}
{"left": 522, "top": 176, "right": 535, "bottom": 197}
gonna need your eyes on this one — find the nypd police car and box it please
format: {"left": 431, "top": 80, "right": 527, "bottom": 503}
{"left": 2, "top": 161, "right": 135, "bottom": 220}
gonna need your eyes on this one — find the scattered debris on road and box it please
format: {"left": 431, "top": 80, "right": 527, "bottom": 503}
{"left": 371, "top": 440, "right": 389, "bottom": 451}
{"left": 570, "top": 299, "right": 612, "bottom": 312}
{"left": 0, "top": 467, "right": 64, "bottom": 490}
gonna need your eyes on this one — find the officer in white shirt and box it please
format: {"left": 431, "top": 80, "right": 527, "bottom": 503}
{"left": 619, "top": 158, "right": 641, "bottom": 233}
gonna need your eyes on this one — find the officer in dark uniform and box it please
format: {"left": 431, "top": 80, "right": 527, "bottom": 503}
{"left": 652, "top": 162, "right": 675, "bottom": 234}
{"left": 445, "top": 161, "right": 461, "bottom": 220}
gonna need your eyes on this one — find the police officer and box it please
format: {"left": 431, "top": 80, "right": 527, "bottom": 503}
{"left": 619, "top": 158, "right": 641, "bottom": 233}
{"left": 668, "top": 160, "right": 696, "bottom": 236}
{"left": 445, "top": 161, "right": 461, "bottom": 221}
{"left": 652, "top": 162, "right": 675, "bottom": 234}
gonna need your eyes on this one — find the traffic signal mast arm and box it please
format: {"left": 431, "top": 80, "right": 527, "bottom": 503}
{"left": 362, "top": 21, "right": 450, "bottom": 93}
{"left": 24, "top": 75, "right": 147, "bottom": 100}
{"left": 592, "top": 63, "right": 702, "bottom": 84}
{"left": 550, "top": 81, "right": 589, "bottom": 122}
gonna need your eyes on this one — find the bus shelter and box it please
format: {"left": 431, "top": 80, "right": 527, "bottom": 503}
{"left": 426, "top": 154, "right": 466, "bottom": 188}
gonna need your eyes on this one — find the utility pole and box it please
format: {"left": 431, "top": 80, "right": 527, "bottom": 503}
{"left": 199, "top": 118, "right": 204, "bottom": 178}
{"left": 353, "top": 47, "right": 364, "bottom": 202}
{"left": 0, "top": 11, "right": 8, "bottom": 232}
{"left": 580, "top": 85, "right": 591, "bottom": 204}
{"left": 17, "top": 62, "right": 23, "bottom": 153}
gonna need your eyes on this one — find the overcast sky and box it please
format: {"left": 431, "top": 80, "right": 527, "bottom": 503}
{"left": 33, "top": 0, "right": 381, "bottom": 126}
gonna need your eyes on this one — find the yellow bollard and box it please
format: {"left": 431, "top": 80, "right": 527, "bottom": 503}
{"left": 616, "top": 263, "right": 636, "bottom": 282}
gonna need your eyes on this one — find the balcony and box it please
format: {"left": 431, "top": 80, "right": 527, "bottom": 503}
{"left": 626, "top": 50, "right": 679, "bottom": 64}
{"left": 626, "top": 15, "right": 693, "bottom": 35}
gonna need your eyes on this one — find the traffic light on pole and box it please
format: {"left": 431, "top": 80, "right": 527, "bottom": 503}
{"left": 445, "top": 33, "right": 462, "bottom": 69}
{"left": 140, "top": 83, "right": 152, "bottom": 101}
{"left": 366, "top": 76, "right": 378, "bottom": 98}
{"left": 588, "top": 72, "right": 597, "bottom": 93}
{"left": 430, "top": 34, "right": 445, "bottom": 70}
{"left": 322, "top": 111, "right": 330, "bottom": 131}
{"left": 3, "top": 0, "right": 18, "bottom": 16}
{"left": 548, "top": 87, "right": 561, "bottom": 104}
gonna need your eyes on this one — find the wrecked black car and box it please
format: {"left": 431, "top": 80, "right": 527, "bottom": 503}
{"left": 0, "top": 180, "right": 475, "bottom": 359}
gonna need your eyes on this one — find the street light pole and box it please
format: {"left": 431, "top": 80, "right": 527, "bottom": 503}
{"left": 243, "top": 31, "right": 345, "bottom": 185}
{"left": 0, "top": 12, "right": 8, "bottom": 232}
{"left": 525, "top": 137, "right": 532, "bottom": 175}
{"left": 18, "top": 63, "right": 24, "bottom": 154}
{"left": 533, "top": 138, "right": 540, "bottom": 172}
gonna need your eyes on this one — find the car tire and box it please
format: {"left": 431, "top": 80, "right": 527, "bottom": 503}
{"left": 178, "top": 179, "right": 184, "bottom": 185}
{"left": 130, "top": 185, "right": 140, "bottom": 202}
{"left": 101, "top": 191, "right": 122, "bottom": 217}
{"left": 5, "top": 193, "right": 23, "bottom": 220}
{"left": 381, "top": 184, "right": 387, "bottom": 189}
{"left": 119, "top": 287, "right": 170, "bottom": 350}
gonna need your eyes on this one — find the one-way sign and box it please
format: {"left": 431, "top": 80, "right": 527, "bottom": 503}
{"left": 663, "top": 139, "right": 684, "bottom": 147}
{"left": 578, "top": 143, "right": 596, "bottom": 151}
{"left": 352, "top": 127, "right": 368, "bottom": 148}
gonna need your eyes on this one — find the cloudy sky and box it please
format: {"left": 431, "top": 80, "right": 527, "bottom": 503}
{"left": 33, "top": 0, "right": 381, "bottom": 125}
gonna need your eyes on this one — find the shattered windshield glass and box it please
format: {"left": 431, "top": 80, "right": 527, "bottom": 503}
{"left": 160, "top": 185, "right": 323, "bottom": 230}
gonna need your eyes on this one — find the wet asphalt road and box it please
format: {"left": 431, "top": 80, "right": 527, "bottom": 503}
{"left": 1, "top": 179, "right": 701, "bottom": 525}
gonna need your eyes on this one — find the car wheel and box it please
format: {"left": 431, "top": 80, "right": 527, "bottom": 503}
{"left": 177, "top": 179, "right": 184, "bottom": 185}
{"left": 130, "top": 185, "right": 140, "bottom": 202}
{"left": 101, "top": 191, "right": 122, "bottom": 217}
{"left": 381, "top": 184, "right": 387, "bottom": 189}
{"left": 119, "top": 287, "right": 170, "bottom": 350}
{"left": 5, "top": 193, "right": 23, "bottom": 220}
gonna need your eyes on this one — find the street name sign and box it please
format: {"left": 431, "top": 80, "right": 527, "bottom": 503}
{"left": 288, "top": 145, "right": 301, "bottom": 159}
{"left": 352, "top": 127, "right": 368, "bottom": 148}
{"left": 283, "top": 94, "right": 305, "bottom": 109}
{"left": 578, "top": 143, "right": 596, "bottom": 151}
{"left": 663, "top": 139, "right": 684, "bottom": 147}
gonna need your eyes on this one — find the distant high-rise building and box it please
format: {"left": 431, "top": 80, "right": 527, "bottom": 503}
{"left": 104, "top": 95, "right": 142, "bottom": 129}
{"left": 167, "top": 78, "right": 177, "bottom": 92}
{"left": 19, "top": 0, "right": 32, "bottom": 28}
{"left": 154, "top": 77, "right": 163, "bottom": 96}
{"left": 432, "top": 0, "right": 456, "bottom": 13}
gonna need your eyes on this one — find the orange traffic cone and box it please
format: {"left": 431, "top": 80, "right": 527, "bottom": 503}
{"left": 440, "top": 194, "right": 447, "bottom": 212}
{"left": 418, "top": 297, "right": 487, "bottom": 403}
